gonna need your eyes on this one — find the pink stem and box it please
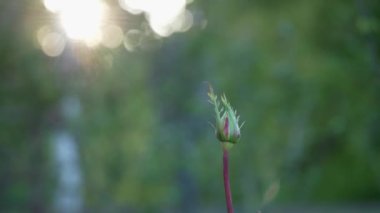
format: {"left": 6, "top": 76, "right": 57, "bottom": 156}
{"left": 223, "top": 147, "right": 234, "bottom": 213}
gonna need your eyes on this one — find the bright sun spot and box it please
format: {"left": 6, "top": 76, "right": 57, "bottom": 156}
{"left": 43, "top": 0, "right": 107, "bottom": 46}
{"left": 119, "top": 0, "right": 193, "bottom": 37}
{"left": 40, "top": 0, "right": 194, "bottom": 54}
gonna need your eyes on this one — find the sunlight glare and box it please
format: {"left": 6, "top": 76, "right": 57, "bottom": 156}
{"left": 43, "top": 0, "right": 107, "bottom": 46}
{"left": 38, "top": 29, "right": 66, "bottom": 57}
{"left": 119, "top": 0, "right": 193, "bottom": 37}
{"left": 43, "top": 0, "right": 64, "bottom": 13}
{"left": 101, "top": 25, "right": 124, "bottom": 49}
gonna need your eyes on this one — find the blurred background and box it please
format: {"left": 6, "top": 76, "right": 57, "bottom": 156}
{"left": 1, "top": 0, "right": 380, "bottom": 212}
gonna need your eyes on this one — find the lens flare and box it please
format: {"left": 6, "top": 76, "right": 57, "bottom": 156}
{"left": 119, "top": 0, "right": 193, "bottom": 37}
{"left": 43, "top": 0, "right": 107, "bottom": 46}
{"left": 101, "top": 25, "right": 124, "bottom": 49}
{"left": 38, "top": 30, "right": 66, "bottom": 57}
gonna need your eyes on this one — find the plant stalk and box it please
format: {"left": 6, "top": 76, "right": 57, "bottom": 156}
{"left": 223, "top": 146, "right": 234, "bottom": 213}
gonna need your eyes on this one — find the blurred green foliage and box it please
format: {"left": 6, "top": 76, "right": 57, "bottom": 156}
{"left": 1, "top": 0, "right": 380, "bottom": 212}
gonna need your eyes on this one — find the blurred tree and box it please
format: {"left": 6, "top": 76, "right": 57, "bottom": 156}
{"left": 0, "top": 1, "right": 60, "bottom": 212}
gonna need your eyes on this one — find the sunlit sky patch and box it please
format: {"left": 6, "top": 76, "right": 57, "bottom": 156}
{"left": 38, "top": 0, "right": 195, "bottom": 56}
